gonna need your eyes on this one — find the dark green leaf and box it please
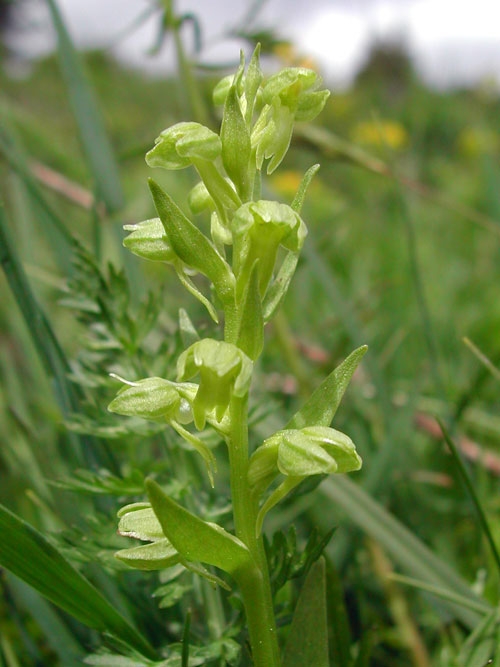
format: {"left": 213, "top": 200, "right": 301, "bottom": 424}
{"left": 282, "top": 557, "right": 329, "bottom": 667}
{"left": 0, "top": 503, "right": 156, "bottom": 659}
{"left": 458, "top": 608, "right": 500, "bottom": 667}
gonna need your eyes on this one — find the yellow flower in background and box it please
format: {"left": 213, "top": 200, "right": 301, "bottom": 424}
{"left": 351, "top": 120, "right": 408, "bottom": 150}
{"left": 269, "top": 170, "right": 305, "bottom": 197}
{"left": 273, "top": 42, "right": 319, "bottom": 71}
{"left": 457, "top": 127, "right": 499, "bottom": 157}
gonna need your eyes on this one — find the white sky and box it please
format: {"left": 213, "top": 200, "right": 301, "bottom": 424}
{"left": 6, "top": 0, "right": 500, "bottom": 89}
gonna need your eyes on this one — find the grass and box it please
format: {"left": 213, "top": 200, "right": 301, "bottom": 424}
{"left": 1, "top": 14, "right": 500, "bottom": 665}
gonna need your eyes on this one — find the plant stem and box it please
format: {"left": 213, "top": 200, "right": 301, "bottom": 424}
{"left": 228, "top": 394, "right": 280, "bottom": 666}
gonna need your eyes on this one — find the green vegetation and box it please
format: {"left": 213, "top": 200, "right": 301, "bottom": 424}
{"left": 1, "top": 3, "right": 500, "bottom": 665}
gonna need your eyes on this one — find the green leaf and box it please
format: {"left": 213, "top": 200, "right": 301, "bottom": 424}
{"left": 262, "top": 250, "right": 299, "bottom": 322}
{"left": 319, "top": 477, "right": 489, "bottom": 629}
{"left": 0, "top": 205, "right": 92, "bottom": 468}
{"left": 148, "top": 179, "right": 234, "bottom": 305}
{"left": 458, "top": 608, "right": 500, "bottom": 667}
{"left": 287, "top": 345, "right": 368, "bottom": 429}
{"left": 46, "top": 0, "right": 124, "bottom": 212}
{"left": 178, "top": 308, "right": 200, "bottom": 347}
{"left": 146, "top": 479, "right": 252, "bottom": 577}
{"left": 282, "top": 557, "right": 329, "bottom": 667}
{"left": 235, "top": 261, "right": 264, "bottom": 360}
{"left": 291, "top": 164, "right": 320, "bottom": 214}
{"left": 0, "top": 503, "right": 156, "bottom": 659}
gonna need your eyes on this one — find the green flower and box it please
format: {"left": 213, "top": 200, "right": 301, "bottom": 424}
{"left": 253, "top": 67, "right": 330, "bottom": 173}
{"left": 146, "top": 122, "right": 222, "bottom": 170}
{"left": 177, "top": 339, "right": 253, "bottom": 429}
{"left": 232, "top": 200, "right": 307, "bottom": 297}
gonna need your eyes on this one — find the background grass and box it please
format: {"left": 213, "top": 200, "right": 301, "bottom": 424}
{"left": 1, "top": 11, "right": 500, "bottom": 665}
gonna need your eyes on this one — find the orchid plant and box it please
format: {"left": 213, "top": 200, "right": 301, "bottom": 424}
{"left": 108, "top": 46, "right": 366, "bottom": 666}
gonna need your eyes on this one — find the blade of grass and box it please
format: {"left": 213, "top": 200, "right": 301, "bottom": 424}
{"left": 318, "top": 476, "right": 489, "bottom": 629}
{"left": 437, "top": 418, "right": 500, "bottom": 575}
{"left": 45, "top": 0, "right": 124, "bottom": 214}
{"left": 6, "top": 575, "right": 84, "bottom": 666}
{"left": 463, "top": 337, "right": 500, "bottom": 383}
{"left": 0, "top": 502, "right": 157, "bottom": 660}
{"left": 0, "top": 120, "right": 76, "bottom": 272}
{"left": 0, "top": 203, "right": 115, "bottom": 471}
{"left": 388, "top": 574, "right": 493, "bottom": 615}
{"left": 0, "top": 202, "right": 84, "bottom": 465}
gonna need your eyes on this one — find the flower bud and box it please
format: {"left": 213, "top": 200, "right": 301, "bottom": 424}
{"left": 248, "top": 425, "right": 361, "bottom": 489}
{"left": 146, "top": 122, "right": 222, "bottom": 170}
{"left": 188, "top": 181, "right": 214, "bottom": 215}
{"left": 177, "top": 339, "right": 253, "bottom": 429}
{"left": 123, "top": 218, "right": 175, "bottom": 262}
{"left": 276, "top": 426, "right": 362, "bottom": 477}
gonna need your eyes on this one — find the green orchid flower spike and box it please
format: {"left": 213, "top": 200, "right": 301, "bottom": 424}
{"left": 108, "top": 45, "right": 365, "bottom": 667}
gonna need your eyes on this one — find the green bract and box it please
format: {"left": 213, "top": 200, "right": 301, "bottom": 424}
{"left": 177, "top": 339, "right": 253, "bottom": 429}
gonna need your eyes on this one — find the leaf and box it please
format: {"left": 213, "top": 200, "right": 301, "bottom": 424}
{"left": 45, "top": 0, "right": 124, "bottom": 212}
{"left": 0, "top": 503, "right": 156, "bottom": 659}
{"left": 458, "top": 608, "right": 500, "bottom": 667}
{"left": 320, "top": 476, "right": 489, "bottom": 629}
{"left": 282, "top": 557, "right": 329, "bottom": 667}
{"left": 287, "top": 345, "right": 368, "bottom": 429}
{"left": 262, "top": 250, "right": 299, "bottom": 322}
{"left": 235, "top": 261, "right": 264, "bottom": 360}
{"left": 148, "top": 179, "right": 234, "bottom": 305}
{"left": 291, "top": 164, "right": 320, "bottom": 213}
{"left": 178, "top": 308, "right": 200, "bottom": 348}
{"left": 146, "top": 479, "right": 252, "bottom": 577}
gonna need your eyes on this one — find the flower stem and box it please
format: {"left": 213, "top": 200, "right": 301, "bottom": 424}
{"left": 228, "top": 394, "right": 280, "bottom": 666}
